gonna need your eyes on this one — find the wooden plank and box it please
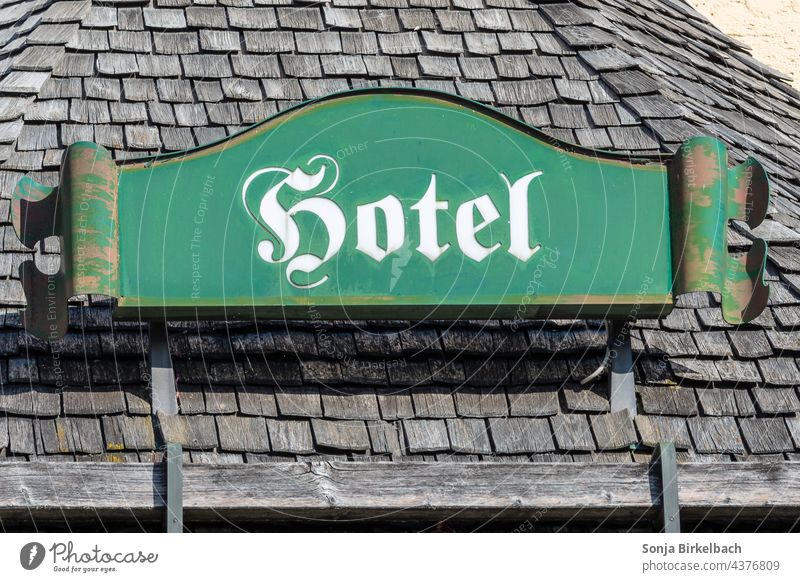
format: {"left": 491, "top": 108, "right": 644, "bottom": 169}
{"left": 1, "top": 462, "right": 800, "bottom": 524}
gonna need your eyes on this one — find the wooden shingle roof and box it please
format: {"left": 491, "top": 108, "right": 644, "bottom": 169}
{"left": 1, "top": 0, "right": 800, "bottom": 465}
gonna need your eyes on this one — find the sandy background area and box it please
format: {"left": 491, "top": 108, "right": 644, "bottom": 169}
{"left": 688, "top": 0, "right": 800, "bottom": 87}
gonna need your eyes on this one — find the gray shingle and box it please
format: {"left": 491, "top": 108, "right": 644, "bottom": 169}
{"left": 137, "top": 54, "right": 181, "bottom": 77}
{"left": 361, "top": 9, "right": 400, "bottom": 33}
{"left": 157, "top": 78, "right": 193, "bottom": 102}
{"left": 125, "top": 125, "right": 160, "bottom": 149}
{"left": 143, "top": 8, "right": 187, "bottom": 29}
{"left": 12, "top": 45, "right": 66, "bottom": 72}
{"left": 102, "top": 415, "right": 155, "bottom": 451}
{"left": 607, "top": 126, "right": 659, "bottom": 150}
{"left": 635, "top": 415, "right": 692, "bottom": 449}
{"left": 275, "top": 387, "right": 322, "bottom": 417}
{"left": 266, "top": 419, "right": 314, "bottom": 454}
{"left": 23, "top": 100, "right": 69, "bottom": 123}
{"left": 464, "top": 32, "right": 499, "bottom": 54}
{"left": 0, "top": 72, "right": 50, "bottom": 94}
{"left": 280, "top": 54, "right": 322, "bottom": 77}
{"left": 181, "top": 54, "right": 232, "bottom": 78}
{"left": 422, "top": 31, "right": 463, "bottom": 54}
{"left": 403, "top": 419, "right": 450, "bottom": 453}
{"left": 207, "top": 102, "right": 240, "bottom": 125}
{"left": 342, "top": 31, "right": 378, "bottom": 54}
{"left": 110, "top": 102, "right": 147, "bottom": 123}
{"left": 494, "top": 54, "right": 529, "bottom": 78}
{"left": 493, "top": 79, "right": 557, "bottom": 105}
{"left": 540, "top": 3, "right": 594, "bottom": 26}
{"left": 186, "top": 7, "right": 228, "bottom": 29}
{"left": 276, "top": 7, "right": 323, "bottom": 30}
{"left": 190, "top": 80, "right": 222, "bottom": 104}
{"left": 688, "top": 417, "right": 745, "bottom": 454}
{"left": 787, "top": 417, "right": 800, "bottom": 448}
{"left": 474, "top": 9, "right": 512, "bottom": 31}
{"left": 591, "top": 411, "right": 637, "bottom": 450}
{"left": 108, "top": 30, "right": 152, "bottom": 52}
{"left": 497, "top": 31, "right": 536, "bottom": 52}
{"left": 41, "top": 1, "right": 91, "bottom": 24}
{"left": 296, "top": 31, "right": 342, "bottom": 54}
{"left": 623, "top": 95, "right": 684, "bottom": 119}
{"left": 753, "top": 387, "right": 800, "bottom": 414}
{"left": 410, "top": 386, "right": 454, "bottom": 417}
{"left": 27, "top": 23, "right": 79, "bottom": 45}
{"left": 398, "top": 8, "right": 436, "bottom": 30}
{"left": 563, "top": 386, "right": 609, "bottom": 413}
{"left": 8, "top": 417, "right": 36, "bottom": 454}
{"left": 97, "top": 53, "right": 138, "bottom": 76}
{"left": 40, "top": 418, "right": 103, "bottom": 454}
{"left": 580, "top": 47, "right": 638, "bottom": 71}
{"left": 153, "top": 31, "right": 198, "bottom": 55}
{"left": 697, "top": 388, "right": 754, "bottom": 417}
{"left": 758, "top": 357, "right": 800, "bottom": 386}
{"left": 84, "top": 78, "right": 121, "bottom": 101}
{"left": 83, "top": 5, "right": 117, "bottom": 28}
{"left": 418, "top": 55, "right": 460, "bottom": 77}
{"left": 63, "top": 387, "right": 126, "bottom": 415}
{"left": 376, "top": 388, "right": 414, "bottom": 420}
{"left": 199, "top": 30, "right": 241, "bottom": 52}
{"left": 639, "top": 386, "right": 698, "bottom": 416}
{"left": 491, "top": 417, "right": 554, "bottom": 453}
{"left": 15, "top": 125, "right": 58, "bottom": 150}
{"left": 379, "top": 32, "right": 422, "bottom": 55}
{"left": 601, "top": 70, "right": 660, "bottom": 95}
{"left": 551, "top": 414, "right": 595, "bottom": 451}
{"left": 320, "top": 386, "right": 380, "bottom": 420}
{"left": 225, "top": 78, "right": 263, "bottom": 100}
{"left": 692, "top": 331, "right": 733, "bottom": 357}
{"left": 446, "top": 418, "right": 491, "bottom": 454}
{"left": 669, "top": 357, "right": 720, "bottom": 383}
{"left": 533, "top": 32, "right": 574, "bottom": 55}
{"left": 174, "top": 103, "right": 208, "bottom": 127}
{"left": 367, "top": 420, "right": 402, "bottom": 455}
{"left": 70, "top": 99, "right": 110, "bottom": 124}
{"left": 217, "top": 416, "right": 269, "bottom": 452}
{"left": 311, "top": 419, "right": 370, "bottom": 451}
{"left": 0, "top": 97, "right": 34, "bottom": 121}
{"left": 232, "top": 55, "right": 281, "bottom": 78}
{"left": 157, "top": 413, "right": 218, "bottom": 450}
{"left": 0, "top": 385, "right": 60, "bottom": 416}
{"left": 321, "top": 54, "right": 367, "bottom": 76}
{"left": 575, "top": 127, "right": 612, "bottom": 148}
{"left": 739, "top": 418, "right": 794, "bottom": 454}
{"left": 160, "top": 126, "right": 195, "bottom": 151}
{"left": 323, "top": 6, "right": 362, "bottom": 29}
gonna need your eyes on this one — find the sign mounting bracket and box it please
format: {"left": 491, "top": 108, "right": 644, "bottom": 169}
{"left": 608, "top": 320, "right": 636, "bottom": 417}
{"left": 149, "top": 321, "right": 178, "bottom": 415}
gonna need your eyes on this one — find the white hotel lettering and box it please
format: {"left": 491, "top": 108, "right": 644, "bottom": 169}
{"left": 243, "top": 155, "right": 543, "bottom": 289}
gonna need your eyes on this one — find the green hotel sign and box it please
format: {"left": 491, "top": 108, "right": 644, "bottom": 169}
{"left": 12, "top": 89, "right": 769, "bottom": 340}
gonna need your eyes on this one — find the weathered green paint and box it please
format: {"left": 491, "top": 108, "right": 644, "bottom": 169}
{"left": 12, "top": 143, "right": 118, "bottom": 339}
{"left": 669, "top": 138, "right": 770, "bottom": 323}
{"left": 10, "top": 89, "right": 770, "bottom": 339}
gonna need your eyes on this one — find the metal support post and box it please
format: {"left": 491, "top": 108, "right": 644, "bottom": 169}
{"left": 165, "top": 442, "right": 184, "bottom": 533}
{"left": 651, "top": 442, "right": 681, "bottom": 533}
{"left": 149, "top": 321, "right": 178, "bottom": 415}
